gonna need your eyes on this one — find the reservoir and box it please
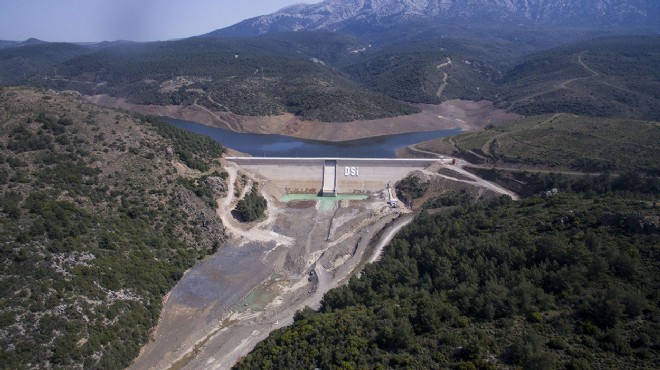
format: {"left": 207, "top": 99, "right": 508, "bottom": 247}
{"left": 164, "top": 118, "right": 461, "bottom": 158}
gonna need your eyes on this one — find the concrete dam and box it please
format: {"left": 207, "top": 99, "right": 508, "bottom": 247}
{"left": 226, "top": 157, "right": 453, "bottom": 195}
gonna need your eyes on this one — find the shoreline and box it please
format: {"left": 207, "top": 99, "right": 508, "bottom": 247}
{"left": 85, "top": 94, "right": 520, "bottom": 142}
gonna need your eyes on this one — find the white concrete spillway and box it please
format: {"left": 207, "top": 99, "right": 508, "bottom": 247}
{"left": 226, "top": 157, "right": 453, "bottom": 194}
{"left": 322, "top": 160, "right": 338, "bottom": 196}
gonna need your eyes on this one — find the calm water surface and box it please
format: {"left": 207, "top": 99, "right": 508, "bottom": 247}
{"left": 164, "top": 118, "right": 461, "bottom": 158}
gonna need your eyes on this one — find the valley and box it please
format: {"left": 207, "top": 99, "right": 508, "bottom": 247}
{"left": 0, "top": 1, "right": 658, "bottom": 369}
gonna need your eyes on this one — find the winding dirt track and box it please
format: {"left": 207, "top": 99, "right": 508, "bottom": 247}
{"left": 436, "top": 57, "right": 452, "bottom": 98}
{"left": 367, "top": 214, "right": 415, "bottom": 264}
{"left": 193, "top": 100, "right": 244, "bottom": 132}
{"left": 405, "top": 145, "right": 520, "bottom": 200}
{"left": 509, "top": 51, "right": 640, "bottom": 110}
{"left": 216, "top": 164, "right": 294, "bottom": 246}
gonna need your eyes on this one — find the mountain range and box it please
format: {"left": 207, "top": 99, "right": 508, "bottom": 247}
{"left": 210, "top": 0, "right": 660, "bottom": 39}
{"left": 0, "top": 0, "right": 658, "bottom": 123}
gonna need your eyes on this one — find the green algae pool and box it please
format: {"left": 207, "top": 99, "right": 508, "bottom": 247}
{"left": 281, "top": 194, "right": 369, "bottom": 211}
{"left": 237, "top": 289, "right": 277, "bottom": 312}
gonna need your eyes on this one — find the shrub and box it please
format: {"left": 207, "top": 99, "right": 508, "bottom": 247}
{"left": 233, "top": 184, "right": 267, "bottom": 222}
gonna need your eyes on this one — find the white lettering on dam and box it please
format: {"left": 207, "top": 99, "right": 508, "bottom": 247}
{"left": 344, "top": 166, "right": 359, "bottom": 177}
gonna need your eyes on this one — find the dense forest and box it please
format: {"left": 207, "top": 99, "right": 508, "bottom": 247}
{"left": 236, "top": 188, "right": 659, "bottom": 369}
{"left": 0, "top": 42, "right": 89, "bottom": 85}
{"left": 0, "top": 88, "right": 225, "bottom": 369}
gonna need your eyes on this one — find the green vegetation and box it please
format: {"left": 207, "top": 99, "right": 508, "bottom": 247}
{"left": 236, "top": 191, "right": 659, "bottom": 369}
{"left": 396, "top": 174, "right": 430, "bottom": 200}
{"left": 137, "top": 113, "right": 224, "bottom": 172}
{"left": 233, "top": 184, "right": 267, "bottom": 222}
{"left": 423, "top": 190, "right": 472, "bottom": 209}
{"left": 28, "top": 37, "right": 418, "bottom": 122}
{"left": 2, "top": 34, "right": 657, "bottom": 123}
{"left": 471, "top": 169, "right": 659, "bottom": 199}
{"left": 433, "top": 114, "right": 660, "bottom": 174}
{"left": 0, "top": 43, "right": 89, "bottom": 85}
{"left": 341, "top": 38, "right": 506, "bottom": 104}
{"left": 497, "top": 36, "right": 660, "bottom": 120}
{"left": 0, "top": 87, "right": 225, "bottom": 369}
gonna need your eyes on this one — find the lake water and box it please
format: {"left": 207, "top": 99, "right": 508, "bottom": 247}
{"left": 164, "top": 118, "right": 461, "bottom": 158}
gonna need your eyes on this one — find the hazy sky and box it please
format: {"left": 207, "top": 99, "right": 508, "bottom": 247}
{"left": 0, "top": 0, "right": 322, "bottom": 42}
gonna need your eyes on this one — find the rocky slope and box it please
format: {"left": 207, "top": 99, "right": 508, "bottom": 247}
{"left": 0, "top": 87, "right": 226, "bottom": 369}
{"left": 210, "top": 0, "right": 660, "bottom": 37}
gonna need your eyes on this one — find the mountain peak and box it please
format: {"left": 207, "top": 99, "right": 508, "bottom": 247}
{"left": 22, "top": 38, "right": 48, "bottom": 46}
{"left": 207, "top": 0, "right": 660, "bottom": 38}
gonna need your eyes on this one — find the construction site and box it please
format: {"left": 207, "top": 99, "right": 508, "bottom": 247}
{"left": 129, "top": 156, "right": 516, "bottom": 370}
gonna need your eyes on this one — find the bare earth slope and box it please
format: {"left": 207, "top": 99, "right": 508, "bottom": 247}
{"left": 86, "top": 95, "right": 520, "bottom": 141}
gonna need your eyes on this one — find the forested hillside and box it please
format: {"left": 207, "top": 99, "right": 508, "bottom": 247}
{"left": 29, "top": 36, "right": 418, "bottom": 122}
{"left": 0, "top": 43, "right": 90, "bottom": 85}
{"left": 496, "top": 36, "right": 660, "bottom": 120}
{"left": 1, "top": 34, "right": 657, "bottom": 123}
{"left": 341, "top": 38, "right": 507, "bottom": 104}
{"left": 236, "top": 190, "right": 659, "bottom": 369}
{"left": 424, "top": 114, "right": 660, "bottom": 174}
{"left": 0, "top": 87, "right": 226, "bottom": 369}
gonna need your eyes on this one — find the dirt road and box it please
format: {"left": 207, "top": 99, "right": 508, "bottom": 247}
{"left": 443, "top": 163, "right": 519, "bottom": 200}
{"left": 216, "top": 164, "right": 293, "bottom": 246}
{"left": 368, "top": 214, "right": 415, "bottom": 264}
{"left": 403, "top": 146, "right": 519, "bottom": 200}
{"left": 436, "top": 57, "right": 452, "bottom": 98}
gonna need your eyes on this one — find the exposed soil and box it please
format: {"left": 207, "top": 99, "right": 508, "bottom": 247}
{"left": 128, "top": 161, "right": 411, "bottom": 370}
{"left": 86, "top": 95, "right": 520, "bottom": 141}
{"left": 285, "top": 200, "right": 317, "bottom": 209}
{"left": 128, "top": 155, "right": 521, "bottom": 370}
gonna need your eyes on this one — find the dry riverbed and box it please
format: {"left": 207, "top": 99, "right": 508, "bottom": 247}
{"left": 128, "top": 156, "right": 514, "bottom": 369}
{"left": 129, "top": 162, "right": 412, "bottom": 370}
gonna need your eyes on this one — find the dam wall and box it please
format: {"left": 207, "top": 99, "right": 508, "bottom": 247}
{"left": 227, "top": 157, "right": 449, "bottom": 194}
